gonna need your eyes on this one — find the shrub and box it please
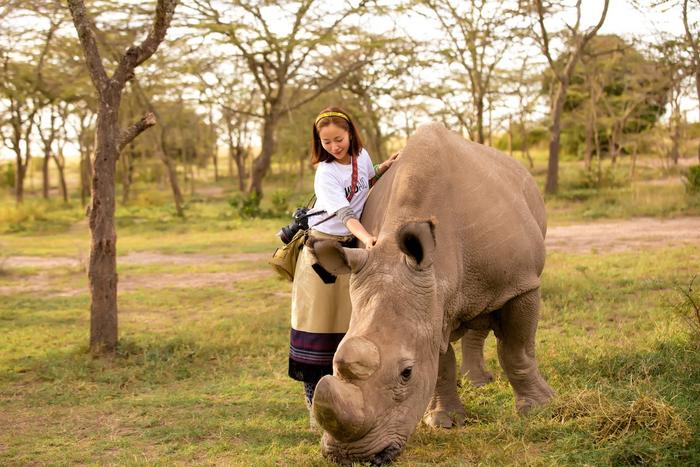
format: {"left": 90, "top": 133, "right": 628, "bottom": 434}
{"left": 270, "top": 190, "right": 290, "bottom": 218}
{"left": 682, "top": 165, "right": 700, "bottom": 194}
{"left": 228, "top": 192, "right": 263, "bottom": 219}
{"left": 1, "top": 163, "right": 15, "bottom": 189}
{"left": 569, "top": 167, "right": 629, "bottom": 190}
{"left": 671, "top": 276, "right": 700, "bottom": 344}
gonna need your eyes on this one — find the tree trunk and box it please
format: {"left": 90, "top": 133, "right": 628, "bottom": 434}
{"left": 584, "top": 111, "right": 593, "bottom": 171}
{"left": 696, "top": 77, "right": 700, "bottom": 164}
{"left": 507, "top": 115, "right": 513, "bottom": 157}
{"left": 545, "top": 81, "right": 567, "bottom": 194}
{"left": 88, "top": 91, "right": 120, "bottom": 352}
{"left": 155, "top": 127, "right": 184, "bottom": 216}
{"left": 121, "top": 146, "right": 132, "bottom": 204}
{"left": 630, "top": 142, "right": 638, "bottom": 178}
{"left": 248, "top": 112, "right": 278, "bottom": 197}
{"left": 670, "top": 112, "right": 681, "bottom": 165}
{"left": 475, "top": 98, "right": 485, "bottom": 144}
{"left": 42, "top": 150, "right": 50, "bottom": 199}
{"left": 53, "top": 152, "right": 68, "bottom": 203}
{"left": 14, "top": 150, "right": 27, "bottom": 204}
{"left": 609, "top": 125, "right": 618, "bottom": 165}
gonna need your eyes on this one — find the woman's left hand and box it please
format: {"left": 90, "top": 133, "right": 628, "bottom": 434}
{"left": 380, "top": 151, "right": 401, "bottom": 174}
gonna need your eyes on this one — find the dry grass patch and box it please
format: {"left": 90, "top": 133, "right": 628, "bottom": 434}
{"left": 544, "top": 389, "right": 692, "bottom": 445}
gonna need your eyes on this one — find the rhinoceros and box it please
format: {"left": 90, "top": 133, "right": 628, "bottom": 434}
{"left": 308, "top": 122, "right": 555, "bottom": 464}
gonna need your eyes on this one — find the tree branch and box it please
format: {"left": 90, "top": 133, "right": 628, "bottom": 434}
{"left": 113, "top": 0, "right": 178, "bottom": 86}
{"left": 118, "top": 112, "right": 157, "bottom": 152}
{"left": 66, "top": 0, "right": 109, "bottom": 93}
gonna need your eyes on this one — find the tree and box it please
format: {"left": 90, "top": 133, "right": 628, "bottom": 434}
{"left": 193, "top": 0, "right": 371, "bottom": 197}
{"left": 416, "top": 0, "right": 515, "bottom": 144}
{"left": 67, "top": 0, "right": 178, "bottom": 353}
{"left": 529, "top": 0, "right": 609, "bottom": 194}
{"left": 0, "top": 2, "right": 61, "bottom": 203}
{"left": 682, "top": 0, "right": 700, "bottom": 163}
{"left": 558, "top": 35, "right": 668, "bottom": 168}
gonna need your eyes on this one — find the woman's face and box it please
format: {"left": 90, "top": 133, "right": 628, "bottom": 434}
{"left": 318, "top": 123, "right": 351, "bottom": 164}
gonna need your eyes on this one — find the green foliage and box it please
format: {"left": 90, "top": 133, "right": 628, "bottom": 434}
{"left": 494, "top": 126, "right": 548, "bottom": 152}
{"left": 0, "top": 201, "right": 79, "bottom": 234}
{"left": 1, "top": 163, "right": 15, "bottom": 189}
{"left": 670, "top": 277, "right": 700, "bottom": 344}
{"left": 228, "top": 190, "right": 291, "bottom": 220}
{"left": 683, "top": 165, "right": 700, "bottom": 194}
{"left": 569, "top": 167, "right": 630, "bottom": 191}
{"left": 269, "top": 190, "right": 290, "bottom": 218}
{"left": 228, "top": 192, "right": 263, "bottom": 219}
{"left": 550, "top": 35, "right": 668, "bottom": 158}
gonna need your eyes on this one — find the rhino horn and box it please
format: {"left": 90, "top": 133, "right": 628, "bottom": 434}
{"left": 313, "top": 376, "right": 371, "bottom": 442}
{"left": 334, "top": 336, "right": 381, "bottom": 381}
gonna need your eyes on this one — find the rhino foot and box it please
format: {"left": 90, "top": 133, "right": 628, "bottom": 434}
{"left": 515, "top": 380, "right": 556, "bottom": 415}
{"left": 465, "top": 370, "right": 494, "bottom": 388}
{"left": 423, "top": 408, "right": 467, "bottom": 428}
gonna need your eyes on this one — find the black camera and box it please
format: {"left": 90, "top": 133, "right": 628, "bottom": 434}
{"left": 277, "top": 207, "right": 311, "bottom": 244}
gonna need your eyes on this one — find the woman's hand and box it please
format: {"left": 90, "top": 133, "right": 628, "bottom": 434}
{"left": 363, "top": 235, "right": 377, "bottom": 249}
{"left": 379, "top": 151, "right": 401, "bottom": 174}
{"left": 346, "top": 218, "right": 377, "bottom": 249}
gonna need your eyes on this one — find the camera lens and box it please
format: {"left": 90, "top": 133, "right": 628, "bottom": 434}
{"left": 277, "top": 223, "right": 300, "bottom": 244}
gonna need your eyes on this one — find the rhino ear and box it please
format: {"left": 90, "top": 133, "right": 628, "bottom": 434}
{"left": 397, "top": 220, "right": 436, "bottom": 270}
{"left": 308, "top": 239, "right": 368, "bottom": 275}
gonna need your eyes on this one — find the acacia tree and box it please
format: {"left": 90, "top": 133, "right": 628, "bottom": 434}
{"left": 417, "top": 0, "right": 515, "bottom": 144}
{"left": 530, "top": 0, "right": 609, "bottom": 194}
{"left": 193, "top": 0, "right": 370, "bottom": 197}
{"left": 67, "top": 0, "right": 178, "bottom": 353}
{"left": 682, "top": 0, "right": 700, "bottom": 163}
{"left": 0, "top": 3, "right": 60, "bottom": 203}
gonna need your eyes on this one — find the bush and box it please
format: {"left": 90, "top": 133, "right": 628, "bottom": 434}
{"left": 228, "top": 192, "right": 263, "bottom": 219}
{"left": 682, "top": 165, "right": 700, "bottom": 194}
{"left": 569, "top": 167, "right": 629, "bottom": 190}
{"left": 672, "top": 277, "right": 700, "bottom": 344}
{"left": 1, "top": 163, "right": 15, "bottom": 189}
{"left": 270, "top": 190, "right": 290, "bottom": 218}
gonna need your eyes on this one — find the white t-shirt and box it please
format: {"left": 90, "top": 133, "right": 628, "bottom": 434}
{"left": 309, "top": 148, "right": 375, "bottom": 236}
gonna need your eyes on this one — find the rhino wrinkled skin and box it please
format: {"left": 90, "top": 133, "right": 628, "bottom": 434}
{"left": 310, "top": 122, "right": 555, "bottom": 464}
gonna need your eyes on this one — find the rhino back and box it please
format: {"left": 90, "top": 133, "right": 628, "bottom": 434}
{"left": 362, "top": 123, "right": 545, "bottom": 317}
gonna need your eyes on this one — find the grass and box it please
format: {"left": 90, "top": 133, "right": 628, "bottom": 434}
{"left": 1, "top": 228, "right": 699, "bottom": 465}
{"left": 1, "top": 153, "right": 699, "bottom": 464}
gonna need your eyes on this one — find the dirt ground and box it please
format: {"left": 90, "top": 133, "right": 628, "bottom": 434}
{"left": 2, "top": 216, "right": 699, "bottom": 294}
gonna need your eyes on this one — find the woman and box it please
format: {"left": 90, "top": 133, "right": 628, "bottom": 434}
{"left": 288, "top": 106, "right": 398, "bottom": 426}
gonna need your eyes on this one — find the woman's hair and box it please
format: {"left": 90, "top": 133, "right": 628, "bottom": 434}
{"left": 311, "top": 106, "right": 364, "bottom": 164}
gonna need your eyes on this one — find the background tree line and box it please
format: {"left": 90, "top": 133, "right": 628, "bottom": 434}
{"left": 1, "top": 0, "right": 698, "bottom": 352}
{"left": 1, "top": 0, "right": 698, "bottom": 205}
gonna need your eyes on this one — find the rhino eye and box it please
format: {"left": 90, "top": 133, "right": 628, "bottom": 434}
{"left": 400, "top": 367, "right": 413, "bottom": 382}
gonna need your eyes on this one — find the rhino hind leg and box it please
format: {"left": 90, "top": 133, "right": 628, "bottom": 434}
{"left": 423, "top": 343, "right": 467, "bottom": 428}
{"left": 494, "top": 288, "right": 554, "bottom": 414}
{"left": 460, "top": 328, "right": 494, "bottom": 387}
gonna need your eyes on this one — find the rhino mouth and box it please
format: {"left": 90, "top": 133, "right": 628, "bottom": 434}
{"left": 321, "top": 432, "right": 407, "bottom": 465}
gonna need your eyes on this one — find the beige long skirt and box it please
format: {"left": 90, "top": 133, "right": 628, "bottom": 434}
{"left": 290, "top": 230, "right": 354, "bottom": 333}
{"left": 288, "top": 230, "right": 354, "bottom": 382}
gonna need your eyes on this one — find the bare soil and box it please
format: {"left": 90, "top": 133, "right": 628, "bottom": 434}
{"left": 2, "top": 216, "right": 699, "bottom": 294}
{"left": 545, "top": 217, "right": 700, "bottom": 253}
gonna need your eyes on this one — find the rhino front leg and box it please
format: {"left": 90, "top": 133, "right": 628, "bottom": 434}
{"left": 494, "top": 288, "right": 554, "bottom": 414}
{"left": 423, "top": 343, "right": 467, "bottom": 428}
{"left": 460, "top": 328, "right": 494, "bottom": 387}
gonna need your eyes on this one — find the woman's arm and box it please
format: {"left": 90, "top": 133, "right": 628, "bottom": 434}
{"left": 345, "top": 218, "right": 376, "bottom": 249}
{"left": 370, "top": 151, "right": 401, "bottom": 187}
